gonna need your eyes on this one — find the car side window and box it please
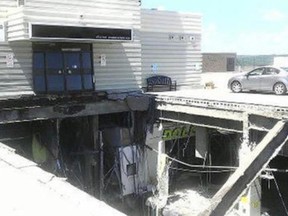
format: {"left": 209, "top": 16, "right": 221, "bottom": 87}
{"left": 248, "top": 68, "right": 264, "bottom": 76}
{"left": 263, "top": 67, "right": 280, "bottom": 75}
{"left": 274, "top": 68, "right": 280, "bottom": 74}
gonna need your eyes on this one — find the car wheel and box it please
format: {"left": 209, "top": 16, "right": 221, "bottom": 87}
{"left": 231, "top": 81, "right": 242, "bottom": 93}
{"left": 274, "top": 82, "right": 287, "bottom": 95}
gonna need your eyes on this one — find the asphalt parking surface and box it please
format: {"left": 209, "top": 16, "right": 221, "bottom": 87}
{"left": 156, "top": 89, "right": 288, "bottom": 107}
{"left": 155, "top": 72, "right": 288, "bottom": 108}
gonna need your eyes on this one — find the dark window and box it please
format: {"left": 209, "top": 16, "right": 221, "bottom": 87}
{"left": 263, "top": 67, "right": 280, "bottom": 75}
{"left": 83, "top": 74, "right": 93, "bottom": 90}
{"left": 34, "top": 75, "right": 46, "bottom": 92}
{"left": 33, "top": 43, "right": 94, "bottom": 94}
{"left": 65, "top": 52, "right": 80, "bottom": 69}
{"left": 249, "top": 68, "right": 264, "bottom": 76}
{"left": 31, "top": 24, "right": 132, "bottom": 41}
{"left": 33, "top": 53, "right": 45, "bottom": 69}
{"left": 82, "top": 52, "right": 92, "bottom": 69}
{"left": 17, "top": 0, "right": 25, "bottom": 6}
{"left": 127, "top": 163, "right": 137, "bottom": 176}
{"left": 47, "top": 75, "right": 65, "bottom": 92}
{"left": 46, "top": 53, "right": 63, "bottom": 69}
{"left": 227, "top": 57, "right": 235, "bottom": 71}
{"left": 33, "top": 53, "right": 46, "bottom": 92}
{"left": 82, "top": 52, "right": 93, "bottom": 90}
{"left": 66, "top": 75, "right": 82, "bottom": 91}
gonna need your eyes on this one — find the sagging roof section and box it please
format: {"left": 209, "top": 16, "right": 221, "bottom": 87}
{"left": 0, "top": 143, "right": 125, "bottom": 216}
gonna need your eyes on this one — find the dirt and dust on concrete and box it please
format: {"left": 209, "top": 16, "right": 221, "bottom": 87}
{"left": 161, "top": 172, "right": 215, "bottom": 216}
{"left": 201, "top": 71, "right": 239, "bottom": 91}
{"left": 162, "top": 188, "right": 211, "bottom": 216}
{"left": 162, "top": 188, "right": 243, "bottom": 216}
{"left": 160, "top": 171, "right": 270, "bottom": 216}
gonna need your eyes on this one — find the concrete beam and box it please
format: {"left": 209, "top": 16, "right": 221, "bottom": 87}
{"left": 249, "top": 114, "right": 278, "bottom": 132}
{"left": 0, "top": 143, "right": 125, "bottom": 216}
{"left": 155, "top": 93, "right": 288, "bottom": 120}
{"left": 0, "top": 101, "right": 129, "bottom": 124}
{"left": 157, "top": 103, "right": 244, "bottom": 121}
{"left": 160, "top": 111, "right": 243, "bottom": 133}
{"left": 200, "top": 120, "right": 288, "bottom": 216}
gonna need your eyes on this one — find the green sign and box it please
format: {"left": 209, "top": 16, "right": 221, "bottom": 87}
{"left": 162, "top": 125, "right": 195, "bottom": 141}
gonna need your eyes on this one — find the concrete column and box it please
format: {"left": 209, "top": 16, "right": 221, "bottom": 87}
{"left": 195, "top": 126, "right": 209, "bottom": 159}
{"left": 238, "top": 113, "right": 261, "bottom": 216}
{"left": 239, "top": 113, "right": 250, "bottom": 165}
{"left": 146, "top": 123, "right": 168, "bottom": 215}
{"left": 90, "top": 115, "right": 100, "bottom": 197}
{"left": 238, "top": 179, "right": 261, "bottom": 216}
{"left": 146, "top": 123, "right": 163, "bottom": 185}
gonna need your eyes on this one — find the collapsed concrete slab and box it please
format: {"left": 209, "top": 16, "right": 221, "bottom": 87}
{"left": 200, "top": 120, "right": 288, "bottom": 216}
{"left": 0, "top": 143, "right": 125, "bottom": 216}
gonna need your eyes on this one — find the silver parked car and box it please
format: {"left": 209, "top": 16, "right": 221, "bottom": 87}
{"left": 228, "top": 66, "right": 288, "bottom": 95}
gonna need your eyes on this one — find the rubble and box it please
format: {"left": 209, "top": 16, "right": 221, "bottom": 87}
{"left": 162, "top": 189, "right": 211, "bottom": 216}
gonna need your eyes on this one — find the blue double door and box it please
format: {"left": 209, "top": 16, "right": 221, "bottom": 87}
{"left": 33, "top": 44, "right": 94, "bottom": 93}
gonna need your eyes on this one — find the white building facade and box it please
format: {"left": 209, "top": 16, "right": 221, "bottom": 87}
{"left": 0, "top": 1, "right": 202, "bottom": 96}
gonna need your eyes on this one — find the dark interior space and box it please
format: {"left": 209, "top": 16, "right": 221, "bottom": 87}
{"left": 209, "top": 130, "right": 239, "bottom": 185}
{"left": 2, "top": 118, "right": 288, "bottom": 216}
{"left": 0, "top": 122, "right": 33, "bottom": 159}
{"left": 59, "top": 117, "right": 95, "bottom": 192}
{"left": 262, "top": 155, "right": 288, "bottom": 216}
{"left": 249, "top": 129, "right": 288, "bottom": 216}
{"left": 166, "top": 129, "right": 239, "bottom": 191}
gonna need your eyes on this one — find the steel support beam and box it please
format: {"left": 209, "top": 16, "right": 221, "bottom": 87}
{"left": 200, "top": 120, "right": 288, "bottom": 216}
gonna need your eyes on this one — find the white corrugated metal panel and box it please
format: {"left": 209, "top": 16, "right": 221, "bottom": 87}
{"left": 141, "top": 9, "right": 202, "bottom": 90}
{"left": 0, "top": 0, "right": 17, "bottom": 19}
{"left": 0, "top": 41, "right": 33, "bottom": 94}
{"left": 85, "top": 0, "right": 141, "bottom": 91}
{"left": 0, "top": 0, "right": 141, "bottom": 95}
{"left": 93, "top": 31, "right": 142, "bottom": 91}
{"left": 141, "top": 9, "right": 202, "bottom": 33}
{"left": 6, "top": 0, "right": 140, "bottom": 41}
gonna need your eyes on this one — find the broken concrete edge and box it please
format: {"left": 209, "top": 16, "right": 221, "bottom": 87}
{"left": 0, "top": 142, "right": 126, "bottom": 216}
{"left": 106, "top": 89, "right": 155, "bottom": 111}
{"left": 145, "top": 158, "right": 171, "bottom": 215}
{"left": 155, "top": 93, "right": 288, "bottom": 120}
{"left": 199, "top": 120, "right": 288, "bottom": 216}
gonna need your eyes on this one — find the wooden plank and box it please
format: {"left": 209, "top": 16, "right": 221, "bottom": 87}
{"left": 200, "top": 120, "right": 288, "bottom": 216}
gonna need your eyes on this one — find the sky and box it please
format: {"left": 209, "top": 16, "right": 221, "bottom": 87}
{"left": 142, "top": 0, "right": 288, "bottom": 55}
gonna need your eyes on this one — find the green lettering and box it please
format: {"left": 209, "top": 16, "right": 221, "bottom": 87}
{"left": 172, "top": 128, "right": 182, "bottom": 139}
{"left": 189, "top": 126, "right": 195, "bottom": 136}
{"left": 182, "top": 126, "right": 189, "bottom": 137}
{"left": 163, "top": 129, "right": 172, "bottom": 141}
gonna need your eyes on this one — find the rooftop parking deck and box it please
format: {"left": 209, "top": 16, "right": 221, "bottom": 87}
{"left": 153, "top": 89, "right": 288, "bottom": 118}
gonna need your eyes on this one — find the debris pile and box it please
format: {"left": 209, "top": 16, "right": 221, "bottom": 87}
{"left": 162, "top": 189, "right": 211, "bottom": 216}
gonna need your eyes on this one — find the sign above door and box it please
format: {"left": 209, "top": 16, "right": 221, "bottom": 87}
{"left": 29, "top": 24, "right": 133, "bottom": 42}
